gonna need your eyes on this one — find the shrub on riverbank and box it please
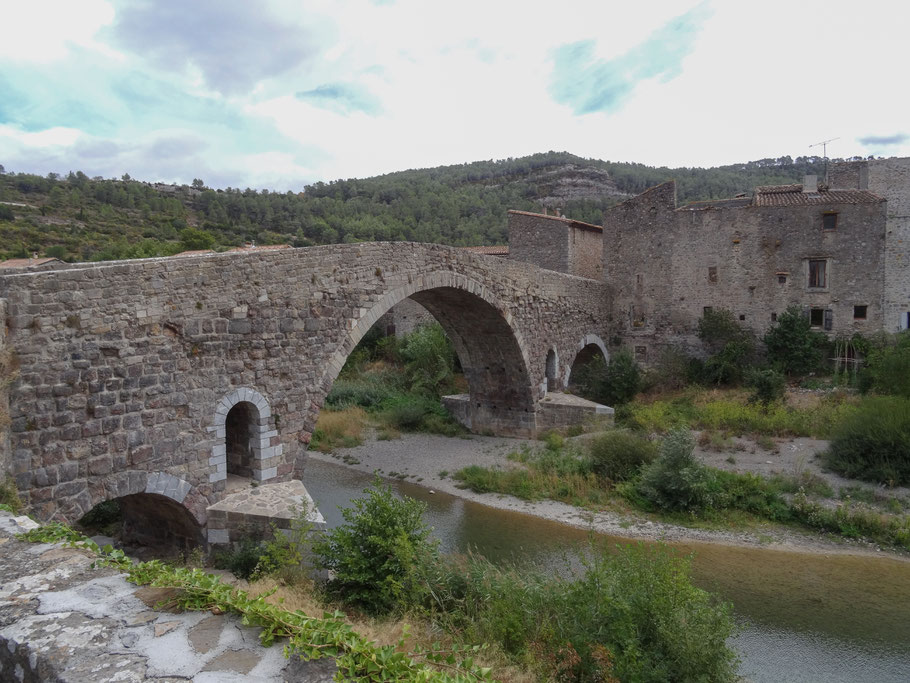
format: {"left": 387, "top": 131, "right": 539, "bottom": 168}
{"left": 313, "top": 480, "right": 438, "bottom": 615}
{"left": 823, "top": 396, "right": 910, "bottom": 485}
{"left": 425, "top": 545, "right": 738, "bottom": 682}
{"left": 589, "top": 430, "right": 658, "bottom": 482}
{"left": 309, "top": 406, "right": 366, "bottom": 452}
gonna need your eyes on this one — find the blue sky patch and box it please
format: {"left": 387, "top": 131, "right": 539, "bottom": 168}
{"left": 549, "top": 2, "right": 712, "bottom": 115}
{"left": 296, "top": 83, "right": 383, "bottom": 115}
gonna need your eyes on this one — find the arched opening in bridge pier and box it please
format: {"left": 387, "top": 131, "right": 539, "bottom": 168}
{"left": 76, "top": 494, "right": 204, "bottom": 554}
{"left": 319, "top": 284, "right": 536, "bottom": 439}
{"left": 225, "top": 401, "right": 258, "bottom": 480}
{"left": 567, "top": 336, "right": 610, "bottom": 398}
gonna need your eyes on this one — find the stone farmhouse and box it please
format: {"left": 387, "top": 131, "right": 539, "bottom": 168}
{"left": 501, "top": 156, "right": 910, "bottom": 364}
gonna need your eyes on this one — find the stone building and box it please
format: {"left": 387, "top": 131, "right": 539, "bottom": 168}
{"left": 591, "top": 159, "right": 909, "bottom": 361}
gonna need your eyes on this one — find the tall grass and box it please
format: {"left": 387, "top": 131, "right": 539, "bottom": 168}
{"left": 620, "top": 388, "right": 858, "bottom": 438}
{"left": 310, "top": 406, "right": 367, "bottom": 452}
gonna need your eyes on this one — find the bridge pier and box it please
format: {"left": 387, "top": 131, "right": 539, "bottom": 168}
{"left": 442, "top": 393, "right": 612, "bottom": 437}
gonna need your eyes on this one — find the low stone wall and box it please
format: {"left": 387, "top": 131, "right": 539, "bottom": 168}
{"left": 0, "top": 511, "right": 335, "bottom": 681}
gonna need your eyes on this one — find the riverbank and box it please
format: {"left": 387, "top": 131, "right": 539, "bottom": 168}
{"left": 306, "top": 431, "right": 910, "bottom": 560}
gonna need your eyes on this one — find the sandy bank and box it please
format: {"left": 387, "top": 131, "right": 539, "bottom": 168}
{"left": 306, "top": 431, "right": 909, "bottom": 561}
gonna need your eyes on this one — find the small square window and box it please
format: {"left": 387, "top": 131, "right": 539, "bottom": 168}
{"left": 810, "top": 308, "right": 824, "bottom": 327}
{"left": 808, "top": 259, "right": 827, "bottom": 288}
{"left": 854, "top": 305, "right": 867, "bottom": 320}
{"left": 771, "top": 312, "right": 778, "bottom": 322}
{"left": 708, "top": 266, "right": 718, "bottom": 283}
{"left": 739, "top": 314, "right": 746, "bottom": 321}
{"left": 822, "top": 212, "right": 838, "bottom": 230}
{"left": 778, "top": 275, "right": 787, "bottom": 284}
{"left": 703, "top": 306, "right": 713, "bottom": 315}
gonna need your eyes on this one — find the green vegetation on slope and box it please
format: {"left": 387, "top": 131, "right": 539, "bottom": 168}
{"left": 0, "top": 152, "right": 836, "bottom": 261}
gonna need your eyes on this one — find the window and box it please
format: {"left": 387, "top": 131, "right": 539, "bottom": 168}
{"left": 808, "top": 259, "right": 827, "bottom": 288}
{"left": 703, "top": 306, "right": 713, "bottom": 315}
{"left": 708, "top": 266, "right": 718, "bottom": 283}
{"left": 810, "top": 308, "right": 824, "bottom": 327}
{"left": 771, "top": 312, "right": 778, "bottom": 322}
{"left": 739, "top": 314, "right": 746, "bottom": 321}
{"left": 853, "top": 305, "right": 867, "bottom": 320}
{"left": 822, "top": 212, "right": 838, "bottom": 231}
{"left": 778, "top": 274, "right": 787, "bottom": 284}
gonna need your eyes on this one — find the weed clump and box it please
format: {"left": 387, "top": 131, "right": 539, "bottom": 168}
{"left": 588, "top": 430, "right": 657, "bottom": 482}
{"left": 824, "top": 396, "right": 910, "bottom": 485}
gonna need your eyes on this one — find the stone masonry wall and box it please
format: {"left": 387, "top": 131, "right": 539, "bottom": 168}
{"left": 509, "top": 210, "right": 604, "bottom": 280}
{"left": 870, "top": 159, "right": 910, "bottom": 331}
{"left": 0, "top": 298, "right": 10, "bottom": 478}
{"left": 568, "top": 223, "right": 604, "bottom": 280}
{"left": 0, "top": 243, "right": 610, "bottom": 525}
{"left": 604, "top": 181, "right": 887, "bottom": 359}
{"left": 508, "top": 211, "right": 570, "bottom": 274}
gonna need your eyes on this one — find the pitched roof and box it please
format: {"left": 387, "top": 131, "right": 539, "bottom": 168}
{"left": 678, "top": 197, "right": 753, "bottom": 211}
{"left": 507, "top": 210, "right": 602, "bottom": 232}
{"left": 463, "top": 245, "right": 509, "bottom": 256}
{"left": 0, "top": 257, "right": 63, "bottom": 269}
{"left": 752, "top": 185, "right": 883, "bottom": 207}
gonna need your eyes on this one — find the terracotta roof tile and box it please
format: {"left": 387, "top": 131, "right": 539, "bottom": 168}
{"left": 0, "top": 257, "right": 62, "bottom": 269}
{"left": 752, "top": 185, "right": 883, "bottom": 207}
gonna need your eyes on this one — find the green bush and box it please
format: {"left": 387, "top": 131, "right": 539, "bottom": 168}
{"left": 0, "top": 475, "right": 22, "bottom": 514}
{"left": 399, "top": 323, "right": 457, "bottom": 397}
{"left": 424, "top": 544, "right": 738, "bottom": 682}
{"left": 588, "top": 430, "right": 657, "bottom": 482}
{"left": 701, "top": 340, "right": 753, "bottom": 386}
{"left": 213, "top": 539, "right": 265, "bottom": 580}
{"left": 763, "top": 306, "right": 829, "bottom": 375}
{"left": 380, "top": 394, "right": 442, "bottom": 431}
{"left": 573, "top": 349, "right": 642, "bottom": 406}
{"left": 638, "top": 429, "right": 715, "bottom": 512}
{"left": 824, "top": 396, "right": 910, "bottom": 485}
{"left": 698, "top": 308, "right": 750, "bottom": 352}
{"left": 746, "top": 367, "right": 787, "bottom": 407}
{"left": 859, "top": 332, "right": 910, "bottom": 397}
{"left": 312, "top": 480, "right": 438, "bottom": 615}
{"left": 325, "top": 377, "right": 398, "bottom": 409}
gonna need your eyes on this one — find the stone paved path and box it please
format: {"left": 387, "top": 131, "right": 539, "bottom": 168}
{"left": 0, "top": 512, "right": 336, "bottom": 682}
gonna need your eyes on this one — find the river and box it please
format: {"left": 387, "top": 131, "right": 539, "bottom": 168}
{"left": 304, "top": 458, "right": 910, "bottom": 683}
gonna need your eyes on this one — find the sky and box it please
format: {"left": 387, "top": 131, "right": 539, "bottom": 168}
{"left": 1, "top": 0, "right": 908, "bottom": 191}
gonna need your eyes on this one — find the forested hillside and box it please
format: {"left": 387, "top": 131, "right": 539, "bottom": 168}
{"left": 0, "top": 152, "right": 843, "bottom": 262}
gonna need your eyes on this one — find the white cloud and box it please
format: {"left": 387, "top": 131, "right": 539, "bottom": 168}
{"left": 2, "top": 0, "right": 909, "bottom": 187}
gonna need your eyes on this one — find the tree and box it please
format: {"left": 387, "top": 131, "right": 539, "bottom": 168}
{"left": 763, "top": 306, "right": 828, "bottom": 375}
{"left": 179, "top": 227, "right": 216, "bottom": 250}
{"left": 191, "top": 178, "right": 205, "bottom": 189}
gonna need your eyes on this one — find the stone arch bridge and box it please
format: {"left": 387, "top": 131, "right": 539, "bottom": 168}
{"left": 0, "top": 243, "right": 610, "bottom": 539}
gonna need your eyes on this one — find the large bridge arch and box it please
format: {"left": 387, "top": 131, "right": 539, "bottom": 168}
{"left": 318, "top": 271, "right": 537, "bottom": 437}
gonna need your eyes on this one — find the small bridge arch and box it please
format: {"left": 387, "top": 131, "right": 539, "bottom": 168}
{"left": 566, "top": 333, "right": 610, "bottom": 387}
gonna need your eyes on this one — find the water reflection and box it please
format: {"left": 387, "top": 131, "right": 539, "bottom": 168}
{"left": 305, "top": 458, "right": 910, "bottom": 683}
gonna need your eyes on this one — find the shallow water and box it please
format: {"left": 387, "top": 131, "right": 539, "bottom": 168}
{"left": 304, "top": 458, "right": 910, "bottom": 682}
